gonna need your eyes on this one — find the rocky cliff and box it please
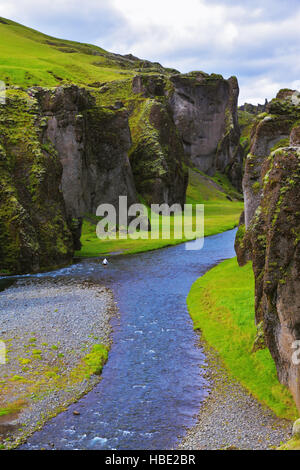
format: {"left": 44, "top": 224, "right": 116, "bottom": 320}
{"left": 127, "top": 75, "right": 187, "bottom": 206}
{"left": 97, "top": 71, "right": 243, "bottom": 197}
{"left": 0, "top": 88, "right": 74, "bottom": 274}
{"left": 1, "top": 72, "right": 243, "bottom": 274}
{"left": 35, "top": 85, "right": 137, "bottom": 221}
{"left": 235, "top": 89, "right": 300, "bottom": 411}
{"left": 168, "top": 73, "right": 243, "bottom": 190}
{"left": 239, "top": 100, "right": 268, "bottom": 115}
{"left": 242, "top": 89, "right": 300, "bottom": 228}
{"left": 238, "top": 100, "right": 269, "bottom": 159}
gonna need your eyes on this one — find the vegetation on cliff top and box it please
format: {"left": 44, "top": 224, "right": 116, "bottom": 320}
{"left": 187, "top": 257, "right": 298, "bottom": 421}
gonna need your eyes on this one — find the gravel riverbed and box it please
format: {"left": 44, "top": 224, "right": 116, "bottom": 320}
{"left": 178, "top": 340, "right": 292, "bottom": 450}
{"left": 0, "top": 277, "right": 116, "bottom": 449}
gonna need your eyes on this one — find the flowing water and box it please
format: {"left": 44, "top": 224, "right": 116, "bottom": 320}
{"left": 18, "top": 229, "right": 236, "bottom": 450}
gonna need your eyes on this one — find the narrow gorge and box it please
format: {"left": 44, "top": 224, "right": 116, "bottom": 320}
{"left": 1, "top": 14, "right": 300, "bottom": 452}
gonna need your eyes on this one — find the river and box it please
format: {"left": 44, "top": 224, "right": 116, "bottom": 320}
{"left": 18, "top": 229, "right": 236, "bottom": 450}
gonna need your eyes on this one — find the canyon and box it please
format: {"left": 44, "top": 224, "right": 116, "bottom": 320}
{"left": 0, "top": 72, "right": 242, "bottom": 274}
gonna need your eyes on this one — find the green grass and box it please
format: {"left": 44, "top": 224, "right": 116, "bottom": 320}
{"left": 187, "top": 257, "right": 298, "bottom": 420}
{"left": 0, "top": 399, "right": 26, "bottom": 417}
{"left": 75, "top": 169, "right": 244, "bottom": 257}
{"left": 0, "top": 17, "right": 162, "bottom": 88}
{"left": 83, "top": 344, "right": 109, "bottom": 376}
{"left": 278, "top": 437, "right": 300, "bottom": 450}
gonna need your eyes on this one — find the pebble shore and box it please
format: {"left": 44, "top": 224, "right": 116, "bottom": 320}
{"left": 178, "top": 340, "right": 292, "bottom": 450}
{"left": 0, "top": 277, "right": 115, "bottom": 449}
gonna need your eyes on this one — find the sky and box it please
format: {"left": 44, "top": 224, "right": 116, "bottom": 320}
{"left": 1, "top": 0, "right": 300, "bottom": 104}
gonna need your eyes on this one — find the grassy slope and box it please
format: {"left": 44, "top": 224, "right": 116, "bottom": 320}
{"left": 76, "top": 169, "right": 244, "bottom": 257}
{"left": 0, "top": 17, "right": 142, "bottom": 87}
{"left": 187, "top": 257, "right": 298, "bottom": 421}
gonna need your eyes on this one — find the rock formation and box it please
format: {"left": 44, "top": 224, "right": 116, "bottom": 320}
{"left": 100, "top": 72, "right": 243, "bottom": 200}
{"left": 235, "top": 89, "right": 300, "bottom": 411}
{"left": 0, "top": 88, "right": 74, "bottom": 274}
{"left": 242, "top": 90, "right": 300, "bottom": 228}
{"left": 168, "top": 73, "right": 243, "bottom": 190}
{"left": 239, "top": 100, "right": 268, "bottom": 115}
{"left": 0, "top": 71, "right": 243, "bottom": 274}
{"left": 35, "top": 85, "right": 137, "bottom": 219}
{"left": 0, "top": 85, "right": 139, "bottom": 273}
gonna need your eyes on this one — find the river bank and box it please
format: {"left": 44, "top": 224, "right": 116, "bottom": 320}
{"left": 187, "top": 257, "right": 298, "bottom": 419}
{"left": 0, "top": 278, "right": 116, "bottom": 449}
{"left": 179, "top": 256, "right": 299, "bottom": 450}
{"left": 18, "top": 230, "right": 238, "bottom": 450}
{"left": 179, "top": 341, "right": 292, "bottom": 450}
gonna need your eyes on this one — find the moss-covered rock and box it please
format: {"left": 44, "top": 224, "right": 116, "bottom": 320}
{"left": 235, "top": 89, "right": 300, "bottom": 413}
{"left": 129, "top": 98, "right": 188, "bottom": 206}
{"left": 33, "top": 85, "right": 138, "bottom": 220}
{"left": 240, "top": 90, "right": 300, "bottom": 229}
{"left": 0, "top": 88, "right": 74, "bottom": 274}
{"left": 94, "top": 75, "right": 188, "bottom": 206}
{"left": 96, "top": 72, "right": 243, "bottom": 203}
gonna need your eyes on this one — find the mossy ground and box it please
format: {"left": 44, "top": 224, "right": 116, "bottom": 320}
{"left": 187, "top": 257, "right": 298, "bottom": 421}
{"left": 278, "top": 437, "right": 300, "bottom": 450}
{"left": 0, "top": 280, "right": 114, "bottom": 449}
{"left": 0, "top": 339, "right": 109, "bottom": 416}
{"left": 0, "top": 337, "right": 109, "bottom": 449}
{"left": 75, "top": 169, "right": 244, "bottom": 257}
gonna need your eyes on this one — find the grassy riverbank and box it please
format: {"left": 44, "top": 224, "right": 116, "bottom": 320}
{"left": 187, "top": 257, "right": 298, "bottom": 421}
{"left": 76, "top": 169, "right": 244, "bottom": 257}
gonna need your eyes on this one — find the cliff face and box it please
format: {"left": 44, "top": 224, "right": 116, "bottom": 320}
{"left": 242, "top": 90, "right": 300, "bottom": 228}
{"left": 0, "top": 88, "right": 74, "bottom": 274}
{"left": 1, "top": 70, "right": 243, "bottom": 274}
{"left": 239, "top": 100, "right": 268, "bottom": 115}
{"left": 238, "top": 100, "right": 269, "bottom": 164}
{"left": 235, "top": 89, "right": 300, "bottom": 411}
{"left": 168, "top": 73, "right": 243, "bottom": 190}
{"left": 35, "top": 85, "right": 137, "bottom": 219}
{"left": 129, "top": 75, "right": 188, "bottom": 206}
{"left": 0, "top": 85, "right": 139, "bottom": 273}
{"left": 98, "top": 72, "right": 243, "bottom": 203}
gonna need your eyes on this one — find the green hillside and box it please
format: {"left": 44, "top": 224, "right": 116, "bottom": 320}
{"left": 0, "top": 17, "right": 172, "bottom": 88}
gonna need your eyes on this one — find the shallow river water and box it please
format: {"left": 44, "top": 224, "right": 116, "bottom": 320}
{"left": 19, "top": 229, "right": 236, "bottom": 450}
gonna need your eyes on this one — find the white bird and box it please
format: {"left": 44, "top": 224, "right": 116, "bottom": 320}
{"left": 102, "top": 258, "right": 108, "bottom": 266}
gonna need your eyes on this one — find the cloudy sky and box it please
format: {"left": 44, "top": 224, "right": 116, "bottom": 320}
{"left": 1, "top": 0, "right": 300, "bottom": 104}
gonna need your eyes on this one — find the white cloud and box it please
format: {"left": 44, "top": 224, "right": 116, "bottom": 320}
{"left": 103, "top": 0, "right": 243, "bottom": 56}
{"left": 238, "top": 77, "right": 282, "bottom": 105}
{"left": 1, "top": 0, "right": 300, "bottom": 103}
{"left": 0, "top": 1, "right": 17, "bottom": 18}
